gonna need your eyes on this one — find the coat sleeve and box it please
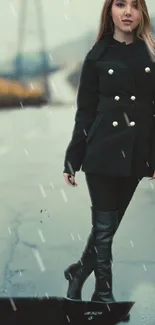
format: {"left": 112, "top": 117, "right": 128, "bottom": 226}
{"left": 63, "top": 51, "right": 99, "bottom": 175}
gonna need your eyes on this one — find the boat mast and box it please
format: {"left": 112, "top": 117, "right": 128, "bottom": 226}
{"left": 16, "top": 0, "right": 51, "bottom": 104}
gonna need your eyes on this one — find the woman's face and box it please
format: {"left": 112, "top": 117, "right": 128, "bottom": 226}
{"left": 111, "top": 0, "right": 141, "bottom": 33}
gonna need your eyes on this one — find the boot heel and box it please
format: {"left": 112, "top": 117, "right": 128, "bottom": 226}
{"left": 64, "top": 263, "right": 81, "bottom": 281}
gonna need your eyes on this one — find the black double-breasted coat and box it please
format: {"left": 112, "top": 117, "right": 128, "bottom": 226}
{"left": 63, "top": 33, "right": 155, "bottom": 178}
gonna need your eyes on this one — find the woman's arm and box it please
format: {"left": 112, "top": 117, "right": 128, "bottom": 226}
{"left": 63, "top": 51, "right": 99, "bottom": 175}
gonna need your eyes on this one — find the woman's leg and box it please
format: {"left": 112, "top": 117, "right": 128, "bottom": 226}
{"left": 85, "top": 174, "right": 120, "bottom": 302}
{"left": 64, "top": 174, "right": 140, "bottom": 301}
{"left": 84, "top": 174, "right": 140, "bottom": 304}
{"left": 85, "top": 174, "right": 119, "bottom": 211}
{"left": 64, "top": 174, "right": 117, "bottom": 300}
{"left": 117, "top": 176, "right": 141, "bottom": 226}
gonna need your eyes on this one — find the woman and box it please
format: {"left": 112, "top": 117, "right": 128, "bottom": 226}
{"left": 63, "top": 0, "right": 155, "bottom": 321}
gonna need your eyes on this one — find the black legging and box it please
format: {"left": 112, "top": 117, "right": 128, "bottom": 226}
{"left": 85, "top": 173, "right": 141, "bottom": 219}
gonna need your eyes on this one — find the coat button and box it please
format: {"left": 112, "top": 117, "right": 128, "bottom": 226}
{"left": 130, "top": 121, "right": 135, "bottom": 126}
{"left": 114, "top": 96, "right": 120, "bottom": 101}
{"left": 112, "top": 121, "right": 118, "bottom": 127}
{"left": 131, "top": 96, "right": 136, "bottom": 101}
{"left": 108, "top": 69, "right": 114, "bottom": 75}
{"left": 145, "top": 67, "right": 150, "bottom": 73}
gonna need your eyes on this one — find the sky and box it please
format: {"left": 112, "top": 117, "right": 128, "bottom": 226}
{"left": 0, "top": 0, "right": 155, "bottom": 58}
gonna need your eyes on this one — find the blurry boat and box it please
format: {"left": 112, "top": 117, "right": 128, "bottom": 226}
{"left": 0, "top": 66, "right": 50, "bottom": 109}
{"left": 0, "top": 53, "right": 62, "bottom": 108}
{"left": 0, "top": 53, "right": 63, "bottom": 108}
{"left": 0, "top": 77, "right": 48, "bottom": 108}
{"left": 0, "top": 0, "right": 55, "bottom": 109}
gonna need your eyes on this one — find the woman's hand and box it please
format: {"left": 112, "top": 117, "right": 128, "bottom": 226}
{"left": 63, "top": 173, "right": 78, "bottom": 187}
{"left": 149, "top": 172, "right": 155, "bottom": 180}
{"left": 152, "top": 172, "right": 155, "bottom": 179}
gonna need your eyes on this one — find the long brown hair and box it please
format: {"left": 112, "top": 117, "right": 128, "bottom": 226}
{"left": 96, "top": 0, "right": 155, "bottom": 59}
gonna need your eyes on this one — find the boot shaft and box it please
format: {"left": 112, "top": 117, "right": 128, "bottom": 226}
{"left": 91, "top": 209, "right": 119, "bottom": 303}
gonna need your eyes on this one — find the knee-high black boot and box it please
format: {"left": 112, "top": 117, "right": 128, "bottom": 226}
{"left": 91, "top": 209, "right": 130, "bottom": 322}
{"left": 64, "top": 207, "right": 95, "bottom": 299}
{"left": 91, "top": 209, "right": 118, "bottom": 303}
{"left": 64, "top": 206, "right": 125, "bottom": 300}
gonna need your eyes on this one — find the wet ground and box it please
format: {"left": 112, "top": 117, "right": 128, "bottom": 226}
{"left": 0, "top": 105, "right": 154, "bottom": 324}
